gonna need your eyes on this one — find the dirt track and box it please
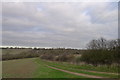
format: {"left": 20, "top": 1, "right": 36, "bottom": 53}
{"left": 46, "top": 65, "right": 104, "bottom": 78}
{"left": 46, "top": 65, "right": 119, "bottom": 80}
{"left": 52, "top": 64, "right": 119, "bottom": 75}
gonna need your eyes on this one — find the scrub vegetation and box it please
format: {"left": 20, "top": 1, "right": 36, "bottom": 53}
{"left": 2, "top": 37, "right": 120, "bottom": 79}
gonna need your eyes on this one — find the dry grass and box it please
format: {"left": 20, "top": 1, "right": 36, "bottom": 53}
{"left": 2, "top": 58, "right": 37, "bottom": 78}
{"left": 2, "top": 49, "right": 32, "bottom": 54}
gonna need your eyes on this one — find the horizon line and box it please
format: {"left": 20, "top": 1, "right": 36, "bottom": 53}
{"left": 0, "top": 45, "right": 87, "bottom": 49}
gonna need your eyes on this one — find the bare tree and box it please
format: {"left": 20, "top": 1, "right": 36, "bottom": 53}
{"left": 87, "top": 37, "right": 107, "bottom": 50}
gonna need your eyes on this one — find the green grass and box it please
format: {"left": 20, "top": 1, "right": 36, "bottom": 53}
{"left": 3, "top": 58, "right": 100, "bottom": 79}
{"left": 34, "top": 58, "right": 102, "bottom": 80}
{"left": 43, "top": 60, "right": 119, "bottom": 73}
{"left": 42, "top": 60, "right": 119, "bottom": 78}
{"left": 3, "top": 57, "right": 118, "bottom": 79}
{"left": 53, "top": 61, "right": 118, "bottom": 73}
{"left": 34, "top": 58, "right": 86, "bottom": 78}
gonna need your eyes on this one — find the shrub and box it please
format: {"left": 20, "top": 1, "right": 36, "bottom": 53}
{"left": 80, "top": 50, "right": 117, "bottom": 66}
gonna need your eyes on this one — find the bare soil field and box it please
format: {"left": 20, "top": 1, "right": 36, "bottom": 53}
{"left": 2, "top": 58, "right": 37, "bottom": 78}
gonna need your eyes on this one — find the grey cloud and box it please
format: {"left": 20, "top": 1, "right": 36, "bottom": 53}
{"left": 2, "top": 2, "right": 118, "bottom": 48}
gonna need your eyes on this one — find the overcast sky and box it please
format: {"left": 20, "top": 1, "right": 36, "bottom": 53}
{"left": 2, "top": 2, "right": 118, "bottom": 48}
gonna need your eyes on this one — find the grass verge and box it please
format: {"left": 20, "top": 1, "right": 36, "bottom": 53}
{"left": 42, "top": 60, "right": 119, "bottom": 78}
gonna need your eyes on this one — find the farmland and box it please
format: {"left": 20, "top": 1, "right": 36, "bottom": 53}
{"left": 2, "top": 58, "right": 37, "bottom": 78}
{"left": 42, "top": 59, "right": 119, "bottom": 78}
{"left": 2, "top": 57, "right": 119, "bottom": 79}
{"left": 2, "top": 48, "right": 32, "bottom": 54}
{"left": 1, "top": 38, "right": 120, "bottom": 79}
{"left": 2, "top": 1, "right": 120, "bottom": 80}
{"left": 2, "top": 58, "right": 87, "bottom": 78}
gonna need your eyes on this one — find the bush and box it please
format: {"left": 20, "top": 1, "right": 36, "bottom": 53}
{"left": 80, "top": 50, "right": 117, "bottom": 66}
{"left": 40, "top": 53, "right": 75, "bottom": 62}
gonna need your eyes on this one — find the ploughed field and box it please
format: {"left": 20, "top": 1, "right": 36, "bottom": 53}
{"left": 2, "top": 58, "right": 37, "bottom": 78}
{"left": 2, "top": 58, "right": 119, "bottom": 79}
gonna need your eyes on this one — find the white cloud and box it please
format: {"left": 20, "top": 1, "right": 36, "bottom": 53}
{"left": 2, "top": 2, "right": 118, "bottom": 48}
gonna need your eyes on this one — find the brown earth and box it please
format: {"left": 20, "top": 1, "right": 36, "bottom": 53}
{"left": 2, "top": 58, "right": 37, "bottom": 78}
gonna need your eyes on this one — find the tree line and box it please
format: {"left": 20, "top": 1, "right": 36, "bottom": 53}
{"left": 2, "top": 37, "right": 120, "bottom": 67}
{"left": 80, "top": 37, "right": 120, "bottom": 66}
